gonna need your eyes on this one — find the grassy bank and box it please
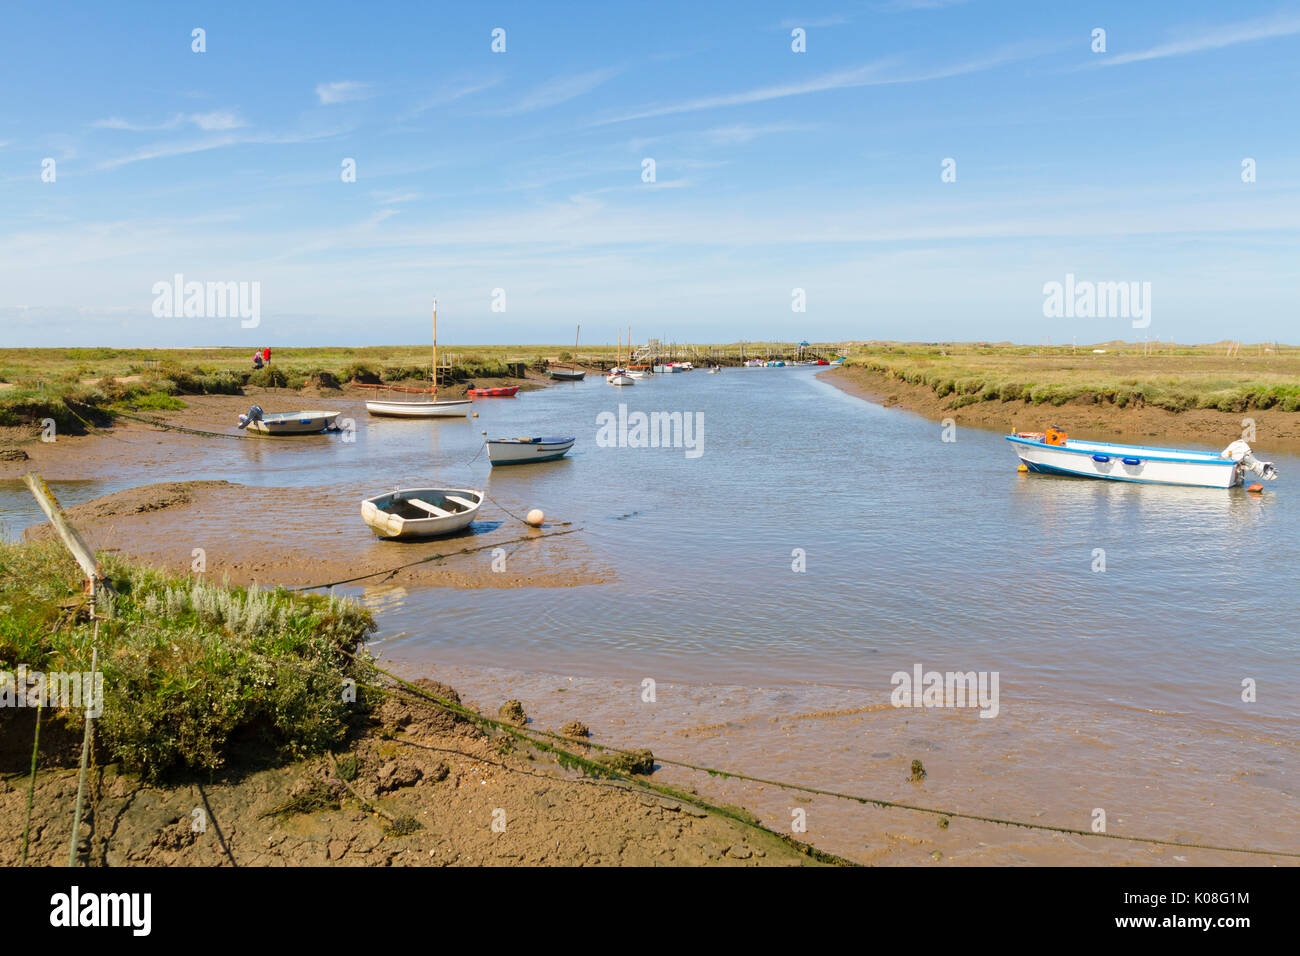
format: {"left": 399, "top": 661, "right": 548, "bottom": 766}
{"left": 844, "top": 342, "right": 1300, "bottom": 413}
{"left": 0, "top": 539, "right": 376, "bottom": 779}
{"left": 0, "top": 346, "right": 537, "bottom": 434}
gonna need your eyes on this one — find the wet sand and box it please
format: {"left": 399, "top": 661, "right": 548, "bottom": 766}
{"left": 821, "top": 365, "right": 1300, "bottom": 451}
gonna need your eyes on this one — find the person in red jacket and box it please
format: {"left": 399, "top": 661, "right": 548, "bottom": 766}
{"left": 263, "top": 347, "right": 271, "bottom": 365}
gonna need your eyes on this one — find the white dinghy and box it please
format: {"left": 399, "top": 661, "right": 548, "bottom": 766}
{"left": 361, "top": 487, "right": 484, "bottom": 539}
{"left": 237, "top": 406, "right": 340, "bottom": 435}
{"left": 365, "top": 298, "right": 471, "bottom": 419}
{"left": 487, "top": 436, "right": 575, "bottom": 466}
{"left": 1007, "top": 429, "right": 1278, "bottom": 489}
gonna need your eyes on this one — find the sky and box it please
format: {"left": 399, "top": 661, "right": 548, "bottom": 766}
{"left": 1, "top": 0, "right": 1298, "bottom": 348}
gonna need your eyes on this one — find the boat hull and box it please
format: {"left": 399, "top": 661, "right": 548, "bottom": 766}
{"left": 245, "top": 411, "right": 340, "bottom": 435}
{"left": 1007, "top": 436, "right": 1241, "bottom": 488}
{"left": 467, "top": 386, "right": 520, "bottom": 397}
{"left": 607, "top": 374, "right": 634, "bottom": 386}
{"left": 487, "top": 437, "right": 575, "bottom": 466}
{"left": 547, "top": 369, "right": 586, "bottom": 381}
{"left": 361, "top": 487, "right": 483, "bottom": 539}
{"left": 365, "top": 399, "right": 470, "bottom": 418}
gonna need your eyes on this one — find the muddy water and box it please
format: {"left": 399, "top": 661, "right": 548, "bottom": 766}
{"left": 3, "top": 369, "right": 1296, "bottom": 863}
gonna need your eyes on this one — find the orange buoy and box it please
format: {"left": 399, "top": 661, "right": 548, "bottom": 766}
{"left": 1017, "top": 464, "right": 1029, "bottom": 473}
{"left": 1247, "top": 483, "right": 1264, "bottom": 493}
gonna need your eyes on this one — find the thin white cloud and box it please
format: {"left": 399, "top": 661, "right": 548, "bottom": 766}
{"left": 594, "top": 48, "right": 1027, "bottom": 125}
{"left": 779, "top": 16, "right": 849, "bottom": 29}
{"left": 408, "top": 78, "right": 503, "bottom": 116}
{"left": 94, "top": 125, "right": 351, "bottom": 170}
{"left": 315, "top": 80, "right": 373, "bottom": 105}
{"left": 704, "top": 122, "right": 820, "bottom": 145}
{"left": 498, "top": 68, "right": 619, "bottom": 115}
{"left": 92, "top": 110, "right": 247, "bottom": 132}
{"left": 1099, "top": 13, "right": 1300, "bottom": 66}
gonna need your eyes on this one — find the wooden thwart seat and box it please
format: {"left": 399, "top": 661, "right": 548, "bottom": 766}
{"left": 444, "top": 495, "right": 478, "bottom": 510}
{"left": 408, "top": 498, "right": 454, "bottom": 518}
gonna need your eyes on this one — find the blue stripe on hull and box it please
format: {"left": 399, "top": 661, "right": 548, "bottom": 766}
{"left": 1020, "top": 458, "right": 1233, "bottom": 488}
{"left": 489, "top": 452, "right": 571, "bottom": 466}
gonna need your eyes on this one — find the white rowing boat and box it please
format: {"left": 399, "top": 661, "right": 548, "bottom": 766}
{"left": 237, "top": 406, "right": 340, "bottom": 435}
{"left": 365, "top": 298, "right": 469, "bottom": 418}
{"left": 487, "top": 436, "right": 575, "bottom": 466}
{"left": 607, "top": 369, "right": 634, "bottom": 386}
{"left": 364, "top": 398, "right": 470, "bottom": 418}
{"left": 1007, "top": 431, "right": 1278, "bottom": 489}
{"left": 361, "top": 487, "right": 484, "bottom": 539}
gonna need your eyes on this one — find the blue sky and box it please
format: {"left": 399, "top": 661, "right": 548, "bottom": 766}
{"left": 2, "top": 0, "right": 1298, "bottom": 347}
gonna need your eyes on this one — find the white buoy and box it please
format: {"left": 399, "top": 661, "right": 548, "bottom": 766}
{"left": 525, "top": 509, "right": 545, "bottom": 527}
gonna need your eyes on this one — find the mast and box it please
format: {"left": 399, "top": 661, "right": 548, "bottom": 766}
{"left": 431, "top": 298, "right": 438, "bottom": 396}
{"left": 573, "top": 324, "right": 580, "bottom": 373}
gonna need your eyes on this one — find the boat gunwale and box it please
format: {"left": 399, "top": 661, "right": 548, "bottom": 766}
{"left": 1004, "top": 435, "right": 1236, "bottom": 467}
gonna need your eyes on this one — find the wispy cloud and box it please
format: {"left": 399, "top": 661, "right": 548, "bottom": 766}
{"left": 315, "top": 80, "right": 374, "bottom": 104}
{"left": 498, "top": 68, "right": 619, "bottom": 115}
{"left": 595, "top": 47, "right": 1029, "bottom": 125}
{"left": 704, "top": 122, "right": 820, "bottom": 145}
{"left": 94, "top": 125, "right": 352, "bottom": 170}
{"left": 92, "top": 109, "right": 247, "bottom": 132}
{"left": 407, "top": 77, "right": 503, "bottom": 116}
{"left": 779, "top": 15, "right": 849, "bottom": 29}
{"left": 1098, "top": 13, "right": 1300, "bottom": 66}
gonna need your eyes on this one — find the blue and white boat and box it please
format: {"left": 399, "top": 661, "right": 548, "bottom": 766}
{"left": 1006, "top": 432, "right": 1277, "bottom": 489}
{"left": 487, "top": 436, "right": 575, "bottom": 466}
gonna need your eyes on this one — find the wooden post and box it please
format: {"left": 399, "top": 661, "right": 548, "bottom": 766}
{"left": 22, "top": 473, "right": 103, "bottom": 590}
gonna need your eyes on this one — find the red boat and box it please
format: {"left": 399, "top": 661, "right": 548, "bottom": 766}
{"left": 467, "top": 385, "right": 520, "bottom": 397}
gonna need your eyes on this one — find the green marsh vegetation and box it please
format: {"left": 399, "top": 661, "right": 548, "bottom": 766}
{"left": 844, "top": 342, "right": 1300, "bottom": 413}
{"left": 0, "top": 539, "right": 376, "bottom": 780}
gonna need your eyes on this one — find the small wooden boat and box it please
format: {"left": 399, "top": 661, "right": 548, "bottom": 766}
{"left": 1007, "top": 430, "right": 1278, "bottom": 489}
{"left": 549, "top": 325, "right": 586, "bottom": 380}
{"left": 237, "top": 406, "right": 340, "bottom": 435}
{"left": 365, "top": 398, "right": 470, "bottom": 418}
{"left": 366, "top": 298, "right": 469, "bottom": 418}
{"left": 467, "top": 385, "right": 520, "bottom": 397}
{"left": 607, "top": 368, "right": 634, "bottom": 386}
{"left": 487, "top": 436, "right": 575, "bottom": 466}
{"left": 361, "top": 487, "right": 484, "bottom": 539}
{"left": 548, "top": 368, "right": 586, "bottom": 381}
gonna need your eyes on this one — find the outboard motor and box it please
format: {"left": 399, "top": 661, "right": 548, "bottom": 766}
{"left": 1221, "top": 440, "right": 1278, "bottom": 480}
{"left": 237, "top": 405, "right": 264, "bottom": 430}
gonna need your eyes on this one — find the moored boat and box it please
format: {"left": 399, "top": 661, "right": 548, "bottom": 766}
{"left": 467, "top": 385, "right": 520, "bottom": 397}
{"left": 548, "top": 368, "right": 586, "bottom": 381}
{"left": 487, "top": 436, "right": 575, "bottom": 466}
{"left": 365, "top": 398, "right": 470, "bottom": 417}
{"left": 237, "top": 406, "right": 340, "bottom": 435}
{"left": 361, "top": 487, "right": 483, "bottom": 539}
{"left": 1007, "top": 429, "right": 1278, "bottom": 489}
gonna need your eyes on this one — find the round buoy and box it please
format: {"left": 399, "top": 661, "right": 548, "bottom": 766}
{"left": 1017, "top": 464, "right": 1029, "bottom": 473}
{"left": 1247, "top": 483, "right": 1264, "bottom": 493}
{"left": 481, "top": 430, "right": 487, "bottom": 436}
{"left": 472, "top": 412, "right": 479, "bottom": 418}
{"left": 525, "top": 508, "right": 545, "bottom": 527}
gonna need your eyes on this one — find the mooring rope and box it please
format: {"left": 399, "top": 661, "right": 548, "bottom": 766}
{"left": 288, "top": 527, "right": 581, "bottom": 591}
{"left": 356, "top": 657, "right": 1300, "bottom": 861}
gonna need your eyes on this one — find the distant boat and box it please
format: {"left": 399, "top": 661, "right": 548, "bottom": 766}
{"left": 607, "top": 329, "right": 634, "bottom": 386}
{"left": 548, "top": 368, "right": 586, "bottom": 381}
{"left": 549, "top": 324, "right": 587, "bottom": 380}
{"left": 1007, "top": 431, "right": 1278, "bottom": 489}
{"left": 366, "top": 299, "right": 470, "bottom": 418}
{"left": 467, "top": 385, "right": 520, "bottom": 397}
{"left": 487, "top": 436, "right": 575, "bottom": 466}
{"left": 237, "top": 406, "right": 339, "bottom": 435}
{"left": 361, "top": 487, "right": 483, "bottom": 539}
{"left": 707, "top": 366, "right": 721, "bottom": 374}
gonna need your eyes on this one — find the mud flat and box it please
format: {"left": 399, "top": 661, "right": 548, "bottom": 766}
{"left": 0, "top": 677, "right": 828, "bottom": 867}
{"left": 822, "top": 365, "right": 1300, "bottom": 451}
